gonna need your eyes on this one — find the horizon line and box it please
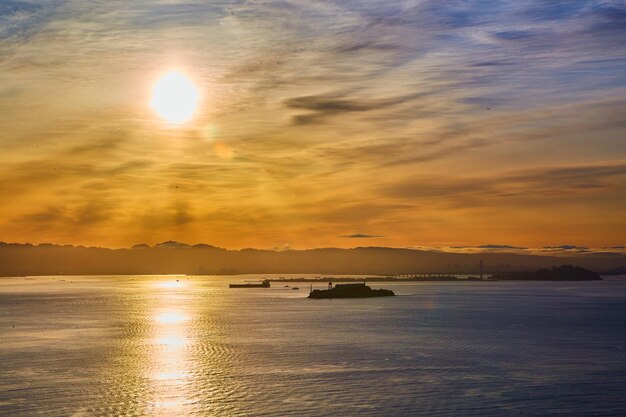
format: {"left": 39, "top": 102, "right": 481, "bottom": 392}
{"left": 1, "top": 240, "right": 624, "bottom": 257}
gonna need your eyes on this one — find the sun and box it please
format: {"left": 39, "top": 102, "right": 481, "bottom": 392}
{"left": 150, "top": 70, "right": 200, "bottom": 125}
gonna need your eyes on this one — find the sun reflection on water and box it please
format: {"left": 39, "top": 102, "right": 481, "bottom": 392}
{"left": 158, "top": 280, "right": 185, "bottom": 289}
{"left": 156, "top": 335, "right": 188, "bottom": 348}
{"left": 154, "top": 371, "right": 190, "bottom": 381}
{"left": 155, "top": 311, "right": 187, "bottom": 325}
{"left": 150, "top": 285, "right": 195, "bottom": 416}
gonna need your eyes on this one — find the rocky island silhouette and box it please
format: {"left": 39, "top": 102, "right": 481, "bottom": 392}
{"left": 308, "top": 282, "right": 395, "bottom": 299}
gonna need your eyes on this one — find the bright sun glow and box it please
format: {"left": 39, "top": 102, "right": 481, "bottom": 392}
{"left": 150, "top": 71, "right": 199, "bottom": 124}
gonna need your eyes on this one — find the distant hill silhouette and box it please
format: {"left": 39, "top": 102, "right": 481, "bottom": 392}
{"left": 0, "top": 242, "right": 624, "bottom": 276}
{"left": 491, "top": 265, "right": 603, "bottom": 281}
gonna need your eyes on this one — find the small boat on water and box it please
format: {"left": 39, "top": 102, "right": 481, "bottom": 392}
{"left": 229, "top": 279, "right": 271, "bottom": 288}
{"left": 292, "top": 287, "right": 299, "bottom": 290}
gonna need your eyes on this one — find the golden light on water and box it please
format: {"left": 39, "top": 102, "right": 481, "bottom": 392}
{"left": 150, "top": 71, "right": 200, "bottom": 125}
{"left": 158, "top": 280, "right": 185, "bottom": 289}
{"left": 152, "top": 302, "right": 192, "bottom": 414}
{"left": 156, "top": 335, "right": 188, "bottom": 347}
{"left": 155, "top": 311, "right": 187, "bottom": 325}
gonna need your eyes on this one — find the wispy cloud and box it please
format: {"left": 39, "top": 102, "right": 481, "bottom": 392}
{"left": 285, "top": 91, "right": 426, "bottom": 125}
{"left": 1, "top": 1, "right": 625, "bottom": 248}
{"left": 421, "top": 244, "right": 626, "bottom": 256}
{"left": 382, "top": 160, "right": 626, "bottom": 204}
{"left": 340, "top": 234, "right": 385, "bottom": 238}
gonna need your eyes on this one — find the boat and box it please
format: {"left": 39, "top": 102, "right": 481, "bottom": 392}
{"left": 308, "top": 282, "right": 394, "bottom": 299}
{"left": 292, "top": 287, "right": 299, "bottom": 290}
{"left": 229, "top": 279, "right": 271, "bottom": 288}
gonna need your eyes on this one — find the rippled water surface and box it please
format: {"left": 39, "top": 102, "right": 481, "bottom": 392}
{"left": 1, "top": 275, "right": 626, "bottom": 416}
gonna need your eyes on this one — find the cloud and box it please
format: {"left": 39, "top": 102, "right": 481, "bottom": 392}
{"left": 340, "top": 234, "right": 385, "bottom": 238}
{"left": 382, "top": 160, "right": 626, "bottom": 204}
{"left": 492, "top": 30, "right": 534, "bottom": 41}
{"left": 478, "top": 244, "right": 527, "bottom": 250}
{"left": 272, "top": 243, "right": 292, "bottom": 251}
{"left": 1, "top": 0, "right": 625, "bottom": 249}
{"left": 538, "top": 245, "right": 593, "bottom": 253}
{"left": 18, "top": 200, "right": 116, "bottom": 231}
{"left": 429, "top": 244, "right": 626, "bottom": 256}
{"left": 448, "top": 244, "right": 529, "bottom": 253}
{"left": 285, "top": 91, "right": 425, "bottom": 125}
{"left": 542, "top": 245, "right": 589, "bottom": 251}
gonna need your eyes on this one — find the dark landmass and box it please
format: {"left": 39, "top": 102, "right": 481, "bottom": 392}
{"left": 603, "top": 266, "right": 626, "bottom": 275}
{"left": 308, "top": 283, "right": 395, "bottom": 299}
{"left": 229, "top": 279, "right": 271, "bottom": 288}
{"left": 491, "top": 265, "right": 603, "bottom": 281}
{"left": 270, "top": 275, "right": 483, "bottom": 283}
{"left": 0, "top": 241, "right": 624, "bottom": 276}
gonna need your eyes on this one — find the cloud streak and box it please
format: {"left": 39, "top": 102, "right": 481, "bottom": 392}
{"left": 0, "top": 0, "right": 625, "bottom": 249}
{"left": 340, "top": 234, "right": 385, "bottom": 239}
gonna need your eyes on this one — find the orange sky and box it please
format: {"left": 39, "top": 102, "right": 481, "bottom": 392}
{"left": 1, "top": 1, "right": 625, "bottom": 250}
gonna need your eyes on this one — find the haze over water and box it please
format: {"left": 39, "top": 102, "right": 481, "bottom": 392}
{"left": 1, "top": 276, "right": 625, "bottom": 416}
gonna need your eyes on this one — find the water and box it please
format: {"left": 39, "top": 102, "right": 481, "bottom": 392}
{"left": 1, "top": 275, "right": 625, "bottom": 416}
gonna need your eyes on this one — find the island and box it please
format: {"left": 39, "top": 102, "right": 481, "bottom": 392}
{"left": 308, "top": 282, "right": 395, "bottom": 299}
{"left": 490, "top": 265, "right": 603, "bottom": 281}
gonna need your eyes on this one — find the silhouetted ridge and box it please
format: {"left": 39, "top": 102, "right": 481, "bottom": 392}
{"left": 491, "top": 265, "right": 602, "bottom": 281}
{"left": 155, "top": 241, "right": 190, "bottom": 249}
{"left": 131, "top": 243, "right": 151, "bottom": 250}
{"left": 0, "top": 243, "right": 623, "bottom": 276}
